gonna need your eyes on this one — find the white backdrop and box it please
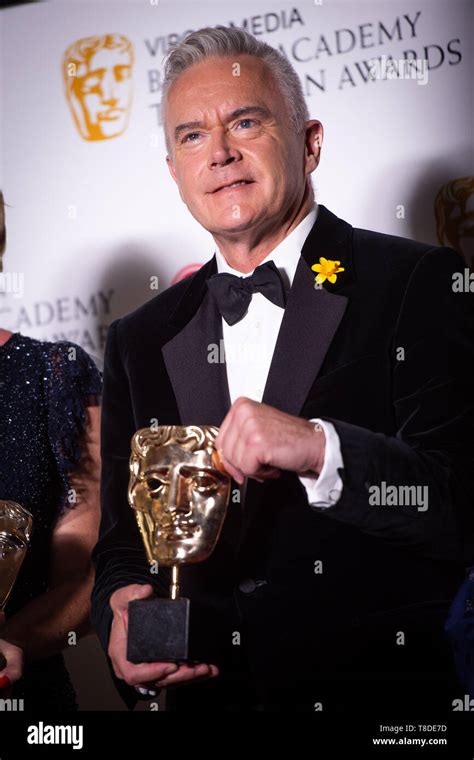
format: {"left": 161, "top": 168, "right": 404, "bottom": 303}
{"left": 1, "top": 0, "right": 472, "bottom": 365}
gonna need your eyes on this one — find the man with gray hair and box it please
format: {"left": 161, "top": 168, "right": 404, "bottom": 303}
{"left": 92, "top": 26, "right": 474, "bottom": 714}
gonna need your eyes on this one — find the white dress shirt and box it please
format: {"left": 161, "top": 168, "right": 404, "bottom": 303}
{"left": 214, "top": 202, "right": 344, "bottom": 508}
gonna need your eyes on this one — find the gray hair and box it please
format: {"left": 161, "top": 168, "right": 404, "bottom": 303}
{"left": 161, "top": 25, "right": 309, "bottom": 155}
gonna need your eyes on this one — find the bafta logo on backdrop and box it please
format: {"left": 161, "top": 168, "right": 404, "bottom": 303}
{"left": 63, "top": 34, "right": 134, "bottom": 141}
{"left": 435, "top": 177, "right": 474, "bottom": 270}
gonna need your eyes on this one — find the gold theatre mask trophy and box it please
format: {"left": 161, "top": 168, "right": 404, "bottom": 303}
{"left": 0, "top": 501, "right": 33, "bottom": 669}
{"left": 0, "top": 500, "right": 33, "bottom": 611}
{"left": 127, "top": 425, "right": 232, "bottom": 663}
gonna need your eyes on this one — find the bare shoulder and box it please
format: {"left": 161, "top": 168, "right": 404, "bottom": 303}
{"left": 0, "top": 329, "right": 13, "bottom": 346}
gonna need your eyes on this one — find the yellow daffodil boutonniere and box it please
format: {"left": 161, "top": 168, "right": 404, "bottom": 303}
{"left": 311, "top": 257, "right": 345, "bottom": 285}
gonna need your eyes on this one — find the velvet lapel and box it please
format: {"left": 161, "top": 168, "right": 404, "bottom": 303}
{"left": 260, "top": 205, "right": 353, "bottom": 415}
{"left": 162, "top": 256, "right": 231, "bottom": 427}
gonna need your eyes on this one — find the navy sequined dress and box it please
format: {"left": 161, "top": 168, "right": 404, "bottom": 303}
{"left": 0, "top": 332, "right": 102, "bottom": 710}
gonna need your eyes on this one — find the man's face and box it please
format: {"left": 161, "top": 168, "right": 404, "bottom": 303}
{"left": 165, "top": 55, "right": 320, "bottom": 238}
{"left": 129, "top": 441, "right": 230, "bottom": 565}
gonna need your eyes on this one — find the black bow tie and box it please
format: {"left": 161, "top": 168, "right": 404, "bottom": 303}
{"left": 206, "top": 260, "right": 287, "bottom": 326}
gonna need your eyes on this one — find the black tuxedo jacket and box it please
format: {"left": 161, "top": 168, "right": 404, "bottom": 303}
{"left": 91, "top": 205, "right": 474, "bottom": 710}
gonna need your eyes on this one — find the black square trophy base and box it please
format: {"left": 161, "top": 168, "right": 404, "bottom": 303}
{"left": 127, "top": 597, "right": 191, "bottom": 664}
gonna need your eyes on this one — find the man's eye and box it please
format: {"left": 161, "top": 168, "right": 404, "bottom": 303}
{"left": 236, "top": 119, "right": 256, "bottom": 129}
{"left": 182, "top": 132, "right": 200, "bottom": 143}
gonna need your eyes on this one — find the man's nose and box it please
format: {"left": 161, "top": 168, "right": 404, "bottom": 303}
{"left": 208, "top": 128, "right": 241, "bottom": 169}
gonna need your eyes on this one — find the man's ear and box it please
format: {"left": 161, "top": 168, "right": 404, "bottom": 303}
{"left": 166, "top": 154, "right": 186, "bottom": 204}
{"left": 304, "top": 120, "right": 324, "bottom": 174}
{"left": 166, "top": 155, "right": 178, "bottom": 185}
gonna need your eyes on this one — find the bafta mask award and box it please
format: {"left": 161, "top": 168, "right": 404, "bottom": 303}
{"left": 0, "top": 500, "right": 33, "bottom": 670}
{"left": 0, "top": 500, "right": 33, "bottom": 611}
{"left": 127, "top": 425, "right": 232, "bottom": 664}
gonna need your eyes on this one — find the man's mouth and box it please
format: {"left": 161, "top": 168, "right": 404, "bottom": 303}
{"left": 212, "top": 180, "right": 255, "bottom": 194}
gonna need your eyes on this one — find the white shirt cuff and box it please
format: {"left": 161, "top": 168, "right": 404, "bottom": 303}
{"left": 298, "top": 418, "right": 344, "bottom": 509}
